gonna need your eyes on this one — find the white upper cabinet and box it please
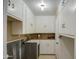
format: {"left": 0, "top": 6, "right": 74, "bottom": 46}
{"left": 35, "top": 16, "right": 56, "bottom": 33}
{"left": 22, "top": 3, "right": 35, "bottom": 34}
{"left": 26, "top": 6, "right": 35, "bottom": 34}
{"left": 11, "top": 1, "right": 35, "bottom": 34}
{"left": 7, "top": 0, "right": 23, "bottom": 21}
{"left": 57, "top": 0, "right": 76, "bottom": 38}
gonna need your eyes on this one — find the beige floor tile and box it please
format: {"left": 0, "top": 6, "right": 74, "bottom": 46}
{"left": 39, "top": 55, "right": 56, "bottom": 59}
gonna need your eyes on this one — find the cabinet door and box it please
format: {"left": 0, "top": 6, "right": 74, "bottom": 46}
{"left": 22, "top": 3, "right": 35, "bottom": 34}
{"left": 7, "top": 0, "right": 18, "bottom": 20}
{"left": 26, "top": 8, "right": 34, "bottom": 34}
{"left": 62, "top": 7, "right": 76, "bottom": 35}
{"left": 7, "top": 0, "right": 23, "bottom": 21}
{"left": 58, "top": 8, "right": 65, "bottom": 34}
{"left": 40, "top": 40, "right": 55, "bottom": 54}
{"left": 58, "top": 6, "right": 76, "bottom": 37}
{"left": 16, "top": 0, "right": 23, "bottom": 21}
{"left": 36, "top": 16, "right": 55, "bottom": 33}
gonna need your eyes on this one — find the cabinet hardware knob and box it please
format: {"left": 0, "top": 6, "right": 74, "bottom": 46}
{"left": 62, "top": 24, "right": 65, "bottom": 28}
{"left": 8, "top": 0, "right": 11, "bottom": 6}
{"left": 12, "top": 3, "right": 15, "bottom": 8}
{"left": 59, "top": 35, "right": 62, "bottom": 38}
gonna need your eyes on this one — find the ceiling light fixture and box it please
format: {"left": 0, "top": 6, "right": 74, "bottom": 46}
{"left": 39, "top": 0, "right": 47, "bottom": 11}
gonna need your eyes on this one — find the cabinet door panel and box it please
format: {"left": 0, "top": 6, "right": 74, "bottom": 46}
{"left": 7, "top": 0, "right": 23, "bottom": 21}
{"left": 58, "top": 6, "right": 76, "bottom": 36}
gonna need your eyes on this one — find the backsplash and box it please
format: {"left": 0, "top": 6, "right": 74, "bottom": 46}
{"left": 8, "top": 33, "right": 55, "bottom": 42}
{"left": 30, "top": 33, "right": 55, "bottom": 39}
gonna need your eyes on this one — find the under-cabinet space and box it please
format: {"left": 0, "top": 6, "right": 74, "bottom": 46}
{"left": 7, "top": 16, "right": 23, "bottom": 35}
{"left": 7, "top": 19, "right": 12, "bottom": 41}
{"left": 12, "top": 21, "right": 23, "bottom": 34}
{"left": 7, "top": 16, "right": 23, "bottom": 42}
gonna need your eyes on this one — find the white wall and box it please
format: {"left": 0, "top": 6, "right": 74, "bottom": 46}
{"left": 35, "top": 16, "right": 56, "bottom": 33}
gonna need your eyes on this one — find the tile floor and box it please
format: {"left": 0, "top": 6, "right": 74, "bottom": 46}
{"left": 39, "top": 55, "right": 57, "bottom": 59}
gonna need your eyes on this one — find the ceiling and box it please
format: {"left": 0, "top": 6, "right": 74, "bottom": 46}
{"left": 23, "top": 0, "right": 60, "bottom": 16}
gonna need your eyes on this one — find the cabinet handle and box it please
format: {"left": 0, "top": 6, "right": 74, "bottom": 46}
{"left": 8, "top": 0, "right": 11, "bottom": 6}
{"left": 62, "top": 24, "right": 66, "bottom": 28}
{"left": 8, "top": 0, "right": 15, "bottom": 9}
{"left": 31, "top": 24, "right": 33, "bottom": 27}
{"left": 12, "top": 3, "right": 15, "bottom": 8}
{"left": 56, "top": 42, "right": 59, "bottom": 44}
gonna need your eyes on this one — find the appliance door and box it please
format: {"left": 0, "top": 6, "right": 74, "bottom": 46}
{"left": 38, "top": 44, "right": 40, "bottom": 57}
{"left": 13, "top": 41, "right": 20, "bottom": 59}
{"left": 24, "top": 43, "right": 37, "bottom": 59}
{"left": 7, "top": 43, "right": 14, "bottom": 59}
{"left": 21, "top": 40, "right": 26, "bottom": 59}
{"left": 7, "top": 41, "right": 21, "bottom": 59}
